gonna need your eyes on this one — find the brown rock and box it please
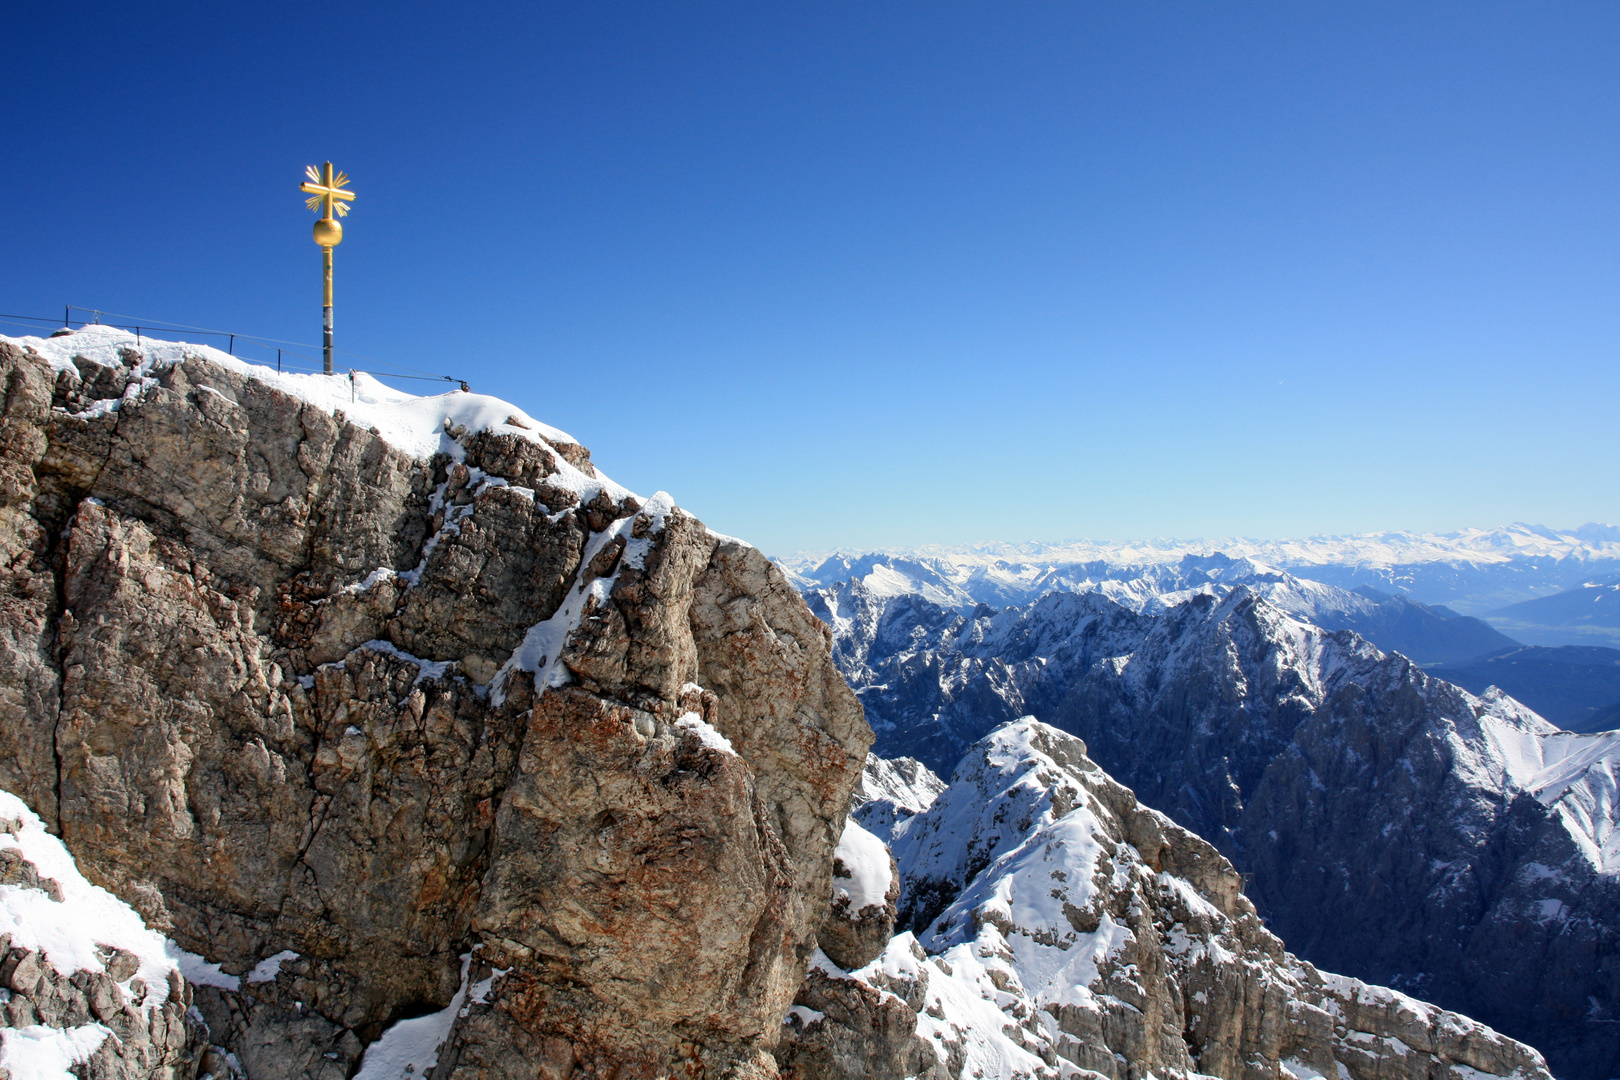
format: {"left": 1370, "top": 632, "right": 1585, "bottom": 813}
{"left": 0, "top": 340, "right": 870, "bottom": 1077}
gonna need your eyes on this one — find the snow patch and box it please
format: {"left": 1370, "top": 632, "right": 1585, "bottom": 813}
{"left": 833, "top": 817, "right": 892, "bottom": 911}
{"left": 674, "top": 712, "right": 736, "bottom": 756}
{"left": 0, "top": 790, "right": 182, "bottom": 1008}
{"left": 247, "top": 950, "right": 300, "bottom": 985}
{"left": 0, "top": 1024, "right": 113, "bottom": 1078}
{"left": 354, "top": 952, "right": 473, "bottom": 1080}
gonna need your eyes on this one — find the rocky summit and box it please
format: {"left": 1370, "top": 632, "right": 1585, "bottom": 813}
{"left": 0, "top": 326, "right": 1560, "bottom": 1080}
{"left": 0, "top": 326, "right": 868, "bottom": 1078}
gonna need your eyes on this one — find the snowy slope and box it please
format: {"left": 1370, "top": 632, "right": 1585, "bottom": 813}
{"left": 0, "top": 790, "right": 201, "bottom": 1078}
{"left": 803, "top": 719, "right": 1553, "bottom": 1080}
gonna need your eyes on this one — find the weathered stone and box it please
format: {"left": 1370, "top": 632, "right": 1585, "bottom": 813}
{"left": 0, "top": 337, "right": 870, "bottom": 1077}
{"left": 777, "top": 966, "right": 939, "bottom": 1080}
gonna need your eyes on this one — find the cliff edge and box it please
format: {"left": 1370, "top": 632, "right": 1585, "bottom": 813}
{"left": 0, "top": 326, "right": 871, "bottom": 1078}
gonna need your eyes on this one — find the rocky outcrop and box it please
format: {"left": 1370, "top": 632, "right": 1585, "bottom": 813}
{"left": 775, "top": 950, "right": 938, "bottom": 1080}
{"left": 812, "top": 578, "right": 1620, "bottom": 1079}
{"left": 782, "top": 719, "right": 1550, "bottom": 1080}
{"left": 0, "top": 327, "right": 870, "bottom": 1078}
{"left": 816, "top": 818, "right": 899, "bottom": 971}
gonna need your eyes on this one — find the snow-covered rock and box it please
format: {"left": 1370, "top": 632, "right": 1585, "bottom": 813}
{"left": 851, "top": 754, "right": 947, "bottom": 843}
{"left": 0, "top": 790, "right": 201, "bottom": 1079}
{"left": 853, "top": 719, "right": 1549, "bottom": 1080}
{"left": 818, "top": 818, "right": 901, "bottom": 971}
{"left": 808, "top": 576, "right": 1620, "bottom": 1079}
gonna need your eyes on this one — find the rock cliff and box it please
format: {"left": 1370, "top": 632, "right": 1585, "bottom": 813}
{"left": 0, "top": 326, "right": 870, "bottom": 1078}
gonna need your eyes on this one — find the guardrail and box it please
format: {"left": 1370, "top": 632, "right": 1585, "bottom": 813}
{"left": 0, "top": 307, "right": 471, "bottom": 393}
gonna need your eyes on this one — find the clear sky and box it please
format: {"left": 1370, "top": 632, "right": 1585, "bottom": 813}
{"left": 4, "top": 2, "right": 1617, "bottom": 556}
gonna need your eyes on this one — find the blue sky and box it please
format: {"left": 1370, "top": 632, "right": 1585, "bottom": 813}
{"left": 4, "top": 2, "right": 1617, "bottom": 555}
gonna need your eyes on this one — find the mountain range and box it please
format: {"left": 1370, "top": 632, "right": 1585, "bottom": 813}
{"left": 800, "top": 565, "right": 1620, "bottom": 1078}
{"left": 781, "top": 527, "right": 1620, "bottom": 627}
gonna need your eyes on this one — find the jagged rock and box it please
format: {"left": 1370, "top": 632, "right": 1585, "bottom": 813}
{"left": 813, "top": 577, "right": 1620, "bottom": 1079}
{"left": 776, "top": 957, "right": 939, "bottom": 1080}
{"left": 0, "top": 327, "right": 870, "bottom": 1078}
{"left": 851, "top": 718, "right": 1552, "bottom": 1080}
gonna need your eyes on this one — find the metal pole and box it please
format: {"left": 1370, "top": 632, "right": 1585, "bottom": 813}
{"left": 323, "top": 245, "right": 334, "bottom": 374}
{"left": 229, "top": 334, "right": 235, "bottom": 355}
{"left": 64, "top": 305, "right": 69, "bottom": 328}
{"left": 277, "top": 349, "right": 282, "bottom": 374}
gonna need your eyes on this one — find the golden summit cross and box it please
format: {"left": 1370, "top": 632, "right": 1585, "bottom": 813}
{"left": 299, "top": 162, "right": 356, "bottom": 374}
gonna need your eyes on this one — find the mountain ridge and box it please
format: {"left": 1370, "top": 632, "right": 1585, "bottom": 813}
{"left": 804, "top": 573, "right": 1620, "bottom": 1079}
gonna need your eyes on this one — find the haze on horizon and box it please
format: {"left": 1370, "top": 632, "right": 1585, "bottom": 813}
{"left": 4, "top": 2, "right": 1617, "bottom": 556}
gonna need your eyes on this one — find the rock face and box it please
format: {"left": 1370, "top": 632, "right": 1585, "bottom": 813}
{"left": 776, "top": 719, "right": 1551, "bottom": 1080}
{"left": 810, "top": 577, "right": 1620, "bottom": 1079}
{"left": 0, "top": 327, "right": 870, "bottom": 1078}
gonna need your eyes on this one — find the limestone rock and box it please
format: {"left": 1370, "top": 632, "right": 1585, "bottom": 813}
{"left": 0, "top": 328, "right": 870, "bottom": 1078}
{"left": 776, "top": 958, "right": 939, "bottom": 1080}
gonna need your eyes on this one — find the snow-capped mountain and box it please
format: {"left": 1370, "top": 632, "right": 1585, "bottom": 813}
{"left": 783, "top": 719, "right": 1551, "bottom": 1080}
{"left": 780, "top": 524, "right": 1620, "bottom": 616}
{"left": 849, "top": 753, "right": 947, "bottom": 843}
{"left": 805, "top": 577, "right": 1620, "bottom": 1080}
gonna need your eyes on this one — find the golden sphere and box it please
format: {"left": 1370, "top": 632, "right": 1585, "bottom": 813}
{"left": 313, "top": 217, "right": 343, "bottom": 246}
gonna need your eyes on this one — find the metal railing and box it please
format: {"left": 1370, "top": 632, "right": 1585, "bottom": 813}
{"left": 0, "top": 307, "right": 471, "bottom": 393}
